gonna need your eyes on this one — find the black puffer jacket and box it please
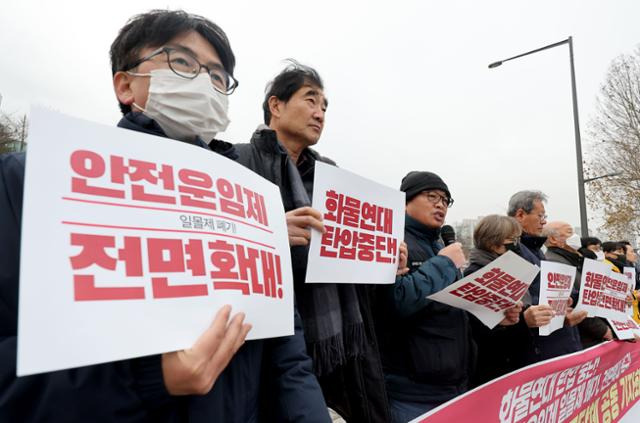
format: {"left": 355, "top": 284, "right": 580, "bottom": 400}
{"left": 232, "top": 127, "right": 389, "bottom": 423}
{"left": 376, "top": 215, "right": 472, "bottom": 404}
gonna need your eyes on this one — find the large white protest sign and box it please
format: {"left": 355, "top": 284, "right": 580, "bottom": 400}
{"left": 17, "top": 107, "right": 293, "bottom": 376}
{"left": 306, "top": 161, "right": 405, "bottom": 284}
{"left": 538, "top": 261, "right": 576, "bottom": 336}
{"left": 428, "top": 251, "right": 539, "bottom": 328}
{"left": 574, "top": 259, "right": 631, "bottom": 321}
{"left": 607, "top": 318, "right": 640, "bottom": 340}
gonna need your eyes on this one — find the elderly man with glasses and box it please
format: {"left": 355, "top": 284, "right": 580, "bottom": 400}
{"left": 374, "top": 171, "right": 470, "bottom": 423}
{"left": 506, "top": 192, "right": 584, "bottom": 366}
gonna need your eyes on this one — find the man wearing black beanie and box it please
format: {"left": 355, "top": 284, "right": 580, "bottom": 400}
{"left": 375, "top": 170, "right": 471, "bottom": 423}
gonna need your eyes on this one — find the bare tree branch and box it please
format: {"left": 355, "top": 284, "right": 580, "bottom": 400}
{"left": 586, "top": 46, "right": 640, "bottom": 240}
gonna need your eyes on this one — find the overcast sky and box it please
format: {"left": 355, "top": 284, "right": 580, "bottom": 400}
{"left": 1, "top": 0, "right": 639, "bottom": 230}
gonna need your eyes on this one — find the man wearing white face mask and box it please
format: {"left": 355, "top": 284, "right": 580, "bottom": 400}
{"left": 0, "top": 9, "right": 329, "bottom": 423}
{"left": 112, "top": 16, "right": 236, "bottom": 150}
{"left": 111, "top": 10, "right": 329, "bottom": 423}
{"left": 543, "top": 222, "right": 588, "bottom": 295}
{"left": 543, "top": 222, "right": 611, "bottom": 348}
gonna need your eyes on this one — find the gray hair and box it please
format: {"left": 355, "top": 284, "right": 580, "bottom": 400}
{"left": 473, "top": 215, "right": 522, "bottom": 251}
{"left": 507, "top": 190, "right": 548, "bottom": 217}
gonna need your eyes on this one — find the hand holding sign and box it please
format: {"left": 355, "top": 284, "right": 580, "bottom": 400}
{"left": 499, "top": 302, "right": 523, "bottom": 326}
{"left": 524, "top": 305, "right": 554, "bottom": 327}
{"left": 285, "top": 206, "right": 325, "bottom": 246}
{"left": 162, "top": 305, "right": 252, "bottom": 395}
{"left": 396, "top": 241, "right": 409, "bottom": 276}
{"left": 564, "top": 297, "right": 588, "bottom": 327}
{"left": 428, "top": 251, "right": 539, "bottom": 328}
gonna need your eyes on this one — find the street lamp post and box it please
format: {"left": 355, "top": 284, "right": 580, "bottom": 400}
{"left": 489, "top": 37, "right": 589, "bottom": 237}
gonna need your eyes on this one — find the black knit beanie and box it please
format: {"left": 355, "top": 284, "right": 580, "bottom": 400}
{"left": 400, "top": 171, "right": 451, "bottom": 203}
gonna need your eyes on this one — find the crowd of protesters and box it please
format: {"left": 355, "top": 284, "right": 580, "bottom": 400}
{"left": 1, "top": 9, "right": 638, "bottom": 423}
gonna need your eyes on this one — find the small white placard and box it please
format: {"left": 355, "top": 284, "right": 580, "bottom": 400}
{"left": 306, "top": 161, "right": 405, "bottom": 284}
{"left": 607, "top": 318, "right": 640, "bottom": 340}
{"left": 574, "top": 259, "right": 631, "bottom": 321}
{"left": 538, "top": 261, "right": 576, "bottom": 336}
{"left": 428, "top": 251, "right": 539, "bottom": 328}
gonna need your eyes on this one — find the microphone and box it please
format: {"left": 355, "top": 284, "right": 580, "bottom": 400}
{"left": 441, "top": 225, "right": 456, "bottom": 246}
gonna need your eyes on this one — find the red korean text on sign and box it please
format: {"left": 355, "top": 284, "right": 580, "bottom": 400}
{"left": 320, "top": 189, "right": 397, "bottom": 264}
{"left": 69, "top": 233, "right": 283, "bottom": 301}
{"left": 449, "top": 281, "right": 515, "bottom": 312}
{"left": 474, "top": 268, "right": 529, "bottom": 301}
{"left": 69, "top": 150, "right": 269, "bottom": 228}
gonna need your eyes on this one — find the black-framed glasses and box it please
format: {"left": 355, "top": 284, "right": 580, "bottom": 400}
{"left": 125, "top": 47, "right": 239, "bottom": 95}
{"left": 421, "top": 191, "right": 454, "bottom": 208}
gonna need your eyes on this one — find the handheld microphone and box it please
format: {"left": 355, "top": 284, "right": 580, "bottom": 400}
{"left": 440, "top": 225, "right": 456, "bottom": 246}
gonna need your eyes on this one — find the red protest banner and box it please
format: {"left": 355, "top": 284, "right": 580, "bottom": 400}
{"left": 414, "top": 341, "right": 640, "bottom": 423}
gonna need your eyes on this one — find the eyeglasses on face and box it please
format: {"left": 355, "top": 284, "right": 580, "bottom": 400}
{"left": 420, "top": 191, "right": 454, "bottom": 208}
{"left": 124, "top": 46, "right": 239, "bottom": 95}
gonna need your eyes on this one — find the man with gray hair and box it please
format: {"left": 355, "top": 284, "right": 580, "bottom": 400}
{"left": 507, "top": 191, "right": 583, "bottom": 363}
{"left": 507, "top": 190, "right": 548, "bottom": 303}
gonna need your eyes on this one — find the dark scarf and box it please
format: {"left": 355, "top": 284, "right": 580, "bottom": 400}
{"left": 608, "top": 255, "right": 631, "bottom": 273}
{"left": 547, "top": 246, "right": 583, "bottom": 271}
{"left": 468, "top": 248, "right": 499, "bottom": 268}
{"left": 521, "top": 232, "right": 547, "bottom": 254}
{"left": 278, "top": 139, "right": 365, "bottom": 376}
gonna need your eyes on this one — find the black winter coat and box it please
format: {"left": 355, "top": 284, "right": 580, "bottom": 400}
{"left": 376, "top": 214, "right": 471, "bottom": 404}
{"left": 232, "top": 127, "right": 389, "bottom": 423}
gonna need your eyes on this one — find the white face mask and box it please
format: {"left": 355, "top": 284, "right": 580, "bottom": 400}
{"left": 566, "top": 233, "right": 582, "bottom": 250}
{"left": 131, "top": 69, "right": 230, "bottom": 142}
{"left": 595, "top": 251, "right": 605, "bottom": 261}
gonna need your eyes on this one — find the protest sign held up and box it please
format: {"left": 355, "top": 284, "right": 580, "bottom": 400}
{"left": 306, "top": 161, "right": 405, "bottom": 284}
{"left": 574, "top": 258, "right": 631, "bottom": 321}
{"left": 428, "top": 251, "right": 539, "bottom": 328}
{"left": 539, "top": 261, "right": 576, "bottom": 336}
{"left": 607, "top": 318, "right": 640, "bottom": 341}
{"left": 17, "top": 108, "right": 294, "bottom": 376}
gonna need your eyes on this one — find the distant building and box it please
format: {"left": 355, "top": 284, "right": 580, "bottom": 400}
{"left": 451, "top": 216, "right": 484, "bottom": 259}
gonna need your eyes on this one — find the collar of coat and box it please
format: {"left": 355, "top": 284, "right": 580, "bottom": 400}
{"left": 468, "top": 247, "right": 499, "bottom": 268}
{"left": 118, "top": 112, "right": 238, "bottom": 158}
{"left": 521, "top": 232, "right": 547, "bottom": 252}
{"left": 405, "top": 213, "right": 442, "bottom": 242}
{"left": 118, "top": 111, "right": 209, "bottom": 149}
{"left": 249, "top": 125, "right": 329, "bottom": 164}
{"left": 547, "top": 246, "right": 582, "bottom": 268}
